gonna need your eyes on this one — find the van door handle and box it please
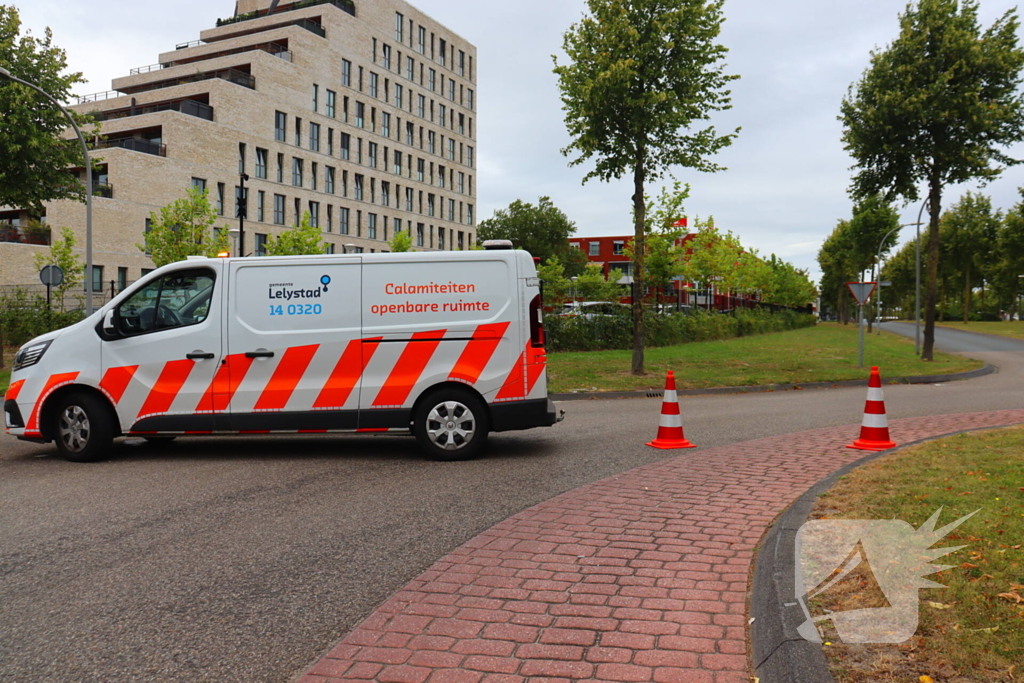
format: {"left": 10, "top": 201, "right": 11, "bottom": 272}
{"left": 245, "top": 350, "right": 275, "bottom": 358}
{"left": 187, "top": 351, "right": 216, "bottom": 360}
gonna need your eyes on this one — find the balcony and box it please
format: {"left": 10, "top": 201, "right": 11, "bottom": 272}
{"left": 215, "top": 0, "right": 354, "bottom": 27}
{"left": 92, "top": 137, "right": 167, "bottom": 157}
{"left": 94, "top": 99, "right": 214, "bottom": 122}
{"left": 94, "top": 183, "right": 114, "bottom": 199}
{"left": 117, "top": 67, "right": 256, "bottom": 96}
{"left": 0, "top": 224, "right": 50, "bottom": 246}
{"left": 133, "top": 41, "right": 291, "bottom": 75}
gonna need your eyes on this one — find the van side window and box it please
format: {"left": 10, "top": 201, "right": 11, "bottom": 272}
{"left": 115, "top": 269, "right": 216, "bottom": 337}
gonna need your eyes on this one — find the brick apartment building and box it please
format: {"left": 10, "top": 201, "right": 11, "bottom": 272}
{"left": 0, "top": 0, "right": 478, "bottom": 293}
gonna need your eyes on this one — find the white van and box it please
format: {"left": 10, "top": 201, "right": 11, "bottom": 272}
{"left": 4, "top": 249, "right": 561, "bottom": 462}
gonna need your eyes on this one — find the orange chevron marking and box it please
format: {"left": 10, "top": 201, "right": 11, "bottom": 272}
{"left": 372, "top": 330, "right": 446, "bottom": 407}
{"left": 99, "top": 366, "right": 138, "bottom": 404}
{"left": 313, "top": 338, "right": 381, "bottom": 409}
{"left": 253, "top": 344, "right": 320, "bottom": 411}
{"left": 449, "top": 322, "right": 509, "bottom": 384}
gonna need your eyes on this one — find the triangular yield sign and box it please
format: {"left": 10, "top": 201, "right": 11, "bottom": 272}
{"left": 847, "top": 282, "right": 877, "bottom": 305}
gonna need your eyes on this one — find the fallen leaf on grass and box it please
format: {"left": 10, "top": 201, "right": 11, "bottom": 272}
{"left": 928, "top": 601, "right": 954, "bottom": 610}
{"left": 967, "top": 626, "right": 999, "bottom": 633}
{"left": 998, "top": 592, "right": 1024, "bottom": 604}
{"left": 919, "top": 676, "right": 935, "bottom": 683}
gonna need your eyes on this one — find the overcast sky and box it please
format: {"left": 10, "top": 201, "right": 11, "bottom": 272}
{"left": 14, "top": 0, "right": 1024, "bottom": 281}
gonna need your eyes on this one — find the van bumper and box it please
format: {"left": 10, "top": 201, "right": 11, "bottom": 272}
{"left": 490, "top": 398, "right": 564, "bottom": 432}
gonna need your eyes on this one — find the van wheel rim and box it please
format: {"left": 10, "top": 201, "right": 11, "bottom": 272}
{"left": 59, "top": 405, "right": 91, "bottom": 453}
{"left": 426, "top": 401, "right": 475, "bottom": 451}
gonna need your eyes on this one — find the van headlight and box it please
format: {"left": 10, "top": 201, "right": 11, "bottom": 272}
{"left": 13, "top": 340, "right": 52, "bottom": 371}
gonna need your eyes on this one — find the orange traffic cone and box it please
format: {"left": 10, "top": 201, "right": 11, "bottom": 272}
{"left": 646, "top": 371, "right": 696, "bottom": 449}
{"left": 847, "top": 366, "right": 897, "bottom": 451}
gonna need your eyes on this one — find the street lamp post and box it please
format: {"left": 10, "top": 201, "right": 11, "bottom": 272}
{"left": 873, "top": 220, "right": 923, "bottom": 334}
{"left": 0, "top": 66, "right": 94, "bottom": 315}
{"left": 237, "top": 173, "right": 249, "bottom": 257}
{"left": 914, "top": 198, "right": 929, "bottom": 355}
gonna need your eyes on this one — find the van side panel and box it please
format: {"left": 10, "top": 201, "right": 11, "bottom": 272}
{"left": 359, "top": 257, "right": 517, "bottom": 423}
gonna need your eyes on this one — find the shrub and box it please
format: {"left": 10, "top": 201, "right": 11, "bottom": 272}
{"left": 0, "top": 287, "right": 84, "bottom": 347}
{"left": 545, "top": 308, "right": 815, "bottom": 352}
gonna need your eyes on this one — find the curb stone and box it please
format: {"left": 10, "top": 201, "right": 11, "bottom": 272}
{"left": 748, "top": 422, "right": 1021, "bottom": 683}
{"left": 550, "top": 363, "right": 995, "bottom": 401}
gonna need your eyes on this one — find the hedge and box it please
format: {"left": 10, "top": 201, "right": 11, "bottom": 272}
{"left": 544, "top": 308, "right": 816, "bottom": 352}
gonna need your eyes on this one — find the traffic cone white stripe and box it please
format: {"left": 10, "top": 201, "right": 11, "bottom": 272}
{"left": 861, "top": 413, "right": 888, "bottom": 429}
{"left": 664, "top": 389, "right": 678, "bottom": 404}
{"left": 866, "top": 387, "right": 884, "bottom": 402}
{"left": 660, "top": 413, "right": 683, "bottom": 429}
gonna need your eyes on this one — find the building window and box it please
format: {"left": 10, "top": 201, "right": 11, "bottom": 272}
{"left": 457, "top": 172, "right": 464, "bottom": 193}
{"left": 416, "top": 222, "right": 425, "bottom": 246}
{"left": 405, "top": 187, "right": 414, "bottom": 211}
{"left": 342, "top": 95, "right": 349, "bottom": 123}
{"left": 355, "top": 101, "right": 364, "bottom": 128}
{"left": 417, "top": 94, "right": 425, "bottom": 118}
{"left": 326, "top": 89, "right": 336, "bottom": 118}
{"left": 216, "top": 183, "right": 225, "bottom": 215}
{"left": 438, "top": 165, "right": 446, "bottom": 188}
{"left": 439, "top": 103, "right": 446, "bottom": 128}
{"left": 255, "top": 233, "right": 267, "bottom": 256}
{"left": 309, "top": 201, "right": 320, "bottom": 228}
{"left": 274, "top": 111, "right": 286, "bottom": 141}
{"left": 467, "top": 88, "right": 474, "bottom": 110}
{"left": 458, "top": 113, "right": 465, "bottom": 136}
{"left": 395, "top": 12, "right": 404, "bottom": 42}
{"left": 342, "top": 170, "right": 348, "bottom": 197}
{"left": 448, "top": 198, "right": 455, "bottom": 221}
{"left": 613, "top": 241, "right": 625, "bottom": 256}
{"left": 369, "top": 72, "right": 378, "bottom": 98}
{"left": 368, "top": 213, "right": 377, "bottom": 240}
{"left": 191, "top": 177, "right": 206, "bottom": 193}
{"left": 294, "top": 197, "right": 301, "bottom": 225}
{"left": 589, "top": 241, "right": 600, "bottom": 256}
{"left": 273, "top": 194, "right": 285, "bottom": 224}
{"left": 382, "top": 112, "right": 391, "bottom": 138}
{"left": 458, "top": 50, "right": 465, "bottom": 76}
{"left": 326, "top": 204, "right": 333, "bottom": 232}
{"left": 393, "top": 150, "right": 402, "bottom": 174}
{"left": 406, "top": 55, "right": 414, "bottom": 80}
{"left": 309, "top": 122, "right": 320, "bottom": 152}
{"left": 91, "top": 265, "right": 104, "bottom": 293}
{"left": 466, "top": 146, "right": 474, "bottom": 168}
{"left": 368, "top": 142, "right": 378, "bottom": 169}
{"left": 418, "top": 26, "right": 426, "bottom": 54}
{"left": 448, "top": 138, "right": 456, "bottom": 160}
{"left": 354, "top": 174, "right": 364, "bottom": 201}
{"left": 341, "top": 133, "right": 351, "bottom": 160}
{"left": 382, "top": 44, "right": 392, "bottom": 71}
{"left": 326, "top": 242, "right": 335, "bottom": 254}
{"left": 255, "top": 148, "right": 267, "bottom": 179}
{"left": 342, "top": 59, "right": 351, "bottom": 87}
{"left": 428, "top": 68, "right": 436, "bottom": 92}
{"left": 417, "top": 158, "right": 425, "bottom": 182}
{"left": 394, "top": 83, "right": 403, "bottom": 108}
{"left": 276, "top": 153, "right": 284, "bottom": 182}
{"left": 405, "top": 121, "right": 414, "bottom": 146}
{"left": 326, "top": 166, "right": 335, "bottom": 194}
{"left": 311, "top": 161, "right": 318, "bottom": 191}
{"left": 312, "top": 84, "right": 319, "bottom": 112}
{"left": 428, "top": 130, "right": 436, "bottom": 155}
{"left": 467, "top": 204, "right": 473, "bottom": 225}
{"left": 257, "top": 190, "right": 265, "bottom": 222}
{"left": 427, "top": 193, "right": 435, "bottom": 217}
{"left": 292, "top": 158, "right": 303, "bottom": 187}
{"left": 381, "top": 181, "right": 390, "bottom": 207}
{"left": 117, "top": 267, "right": 128, "bottom": 291}
{"left": 448, "top": 79, "right": 455, "bottom": 101}
{"left": 238, "top": 142, "right": 247, "bottom": 175}
{"left": 340, "top": 207, "right": 350, "bottom": 235}
{"left": 292, "top": 117, "right": 301, "bottom": 146}
{"left": 327, "top": 128, "right": 334, "bottom": 156}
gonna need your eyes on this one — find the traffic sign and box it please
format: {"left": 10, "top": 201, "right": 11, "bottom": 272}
{"left": 847, "top": 281, "right": 877, "bottom": 305}
{"left": 39, "top": 264, "right": 64, "bottom": 287}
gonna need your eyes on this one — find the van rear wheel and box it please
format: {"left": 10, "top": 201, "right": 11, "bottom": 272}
{"left": 51, "top": 392, "right": 114, "bottom": 463}
{"left": 414, "top": 388, "right": 488, "bottom": 461}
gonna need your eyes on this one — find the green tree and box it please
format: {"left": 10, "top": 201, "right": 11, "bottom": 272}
{"left": 476, "top": 196, "right": 585, "bottom": 273}
{"left": 817, "top": 220, "right": 857, "bottom": 322}
{"left": 998, "top": 191, "right": 1024, "bottom": 317}
{"left": 940, "top": 192, "right": 1001, "bottom": 322}
{"left": 0, "top": 6, "right": 94, "bottom": 214}
{"left": 679, "top": 219, "right": 740, "bottom": 310}
{"left": 840, "top": 0, "right": 1024, "bottom": 359}
{"left": 537, "top": 256, "right": 571, "bottom": 309}
{"left": 264, "top": 211, "right": 325, "bottom": 255}
{"left": 553, "top": 0, "right": 739, "bottom": 374}
{"left": 848, "top": 195, "right": 900, "bottom": 330}
{"left": 138, "top": 186, "right": 231, "bottom": 266}
{"left": 626, "top": 180, "right": 690, "bottom": 305}
{"left": 765, "top": 254, "right": 817, "bottom": 309}
{"left": 388, "top": 228, "right": 413, "bottom": 252}
{"left": 574, "top": 262, "right": 622, "bottom": 302}
{"left": 33, "top": 225, "right": 82, "bottom": 309}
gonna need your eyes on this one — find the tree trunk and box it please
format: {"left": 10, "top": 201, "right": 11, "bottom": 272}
{"left": 630, "top": 151, "right": 646, "bottom": 376}
{"left": 963, "top": 262, "right": 971, "bottom": 324}
{"left": 922, "top": 180, "right": 941, "bottom": 361}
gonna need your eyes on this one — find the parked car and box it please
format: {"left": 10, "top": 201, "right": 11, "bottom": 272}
{"left": 558, "top": 301, "right": 631, "bottom": 319}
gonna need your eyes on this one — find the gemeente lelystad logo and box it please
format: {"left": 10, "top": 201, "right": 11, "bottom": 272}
{"left": 794, "top": 507, "right": 979, "bottom": 644}
{"left": 267, "top": 275, "right": 331, "bottom": 300}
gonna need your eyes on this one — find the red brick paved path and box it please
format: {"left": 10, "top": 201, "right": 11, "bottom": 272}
{"left": 298, "top": 410, "right": 1024, "bottom": 683}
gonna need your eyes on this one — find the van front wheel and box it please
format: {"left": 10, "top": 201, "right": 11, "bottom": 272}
{"left": 414, "top": 389, "right": 488, "bottom": 461}
{"left": 52, "top": 392, "right": 115, "bottom": 463}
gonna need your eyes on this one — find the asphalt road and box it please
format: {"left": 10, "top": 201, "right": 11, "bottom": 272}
{"left": 1, "top": 324, "right": 1021, "bottom": 683}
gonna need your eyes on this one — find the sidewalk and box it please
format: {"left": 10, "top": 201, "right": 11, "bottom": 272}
{"left": 297, "top": 409, "right": 1024, "bottom": 683}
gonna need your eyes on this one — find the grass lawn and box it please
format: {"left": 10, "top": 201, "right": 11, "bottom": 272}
{"left": 934, "top": 320, "right": 1024, "bottom": 341}
{"left": 811, "top": 426, "right": 1024, "bottom": 682}
{"left": 547, "top": 322, "right": 982, "bottom": 393}
{"left": 0, "top": 345, "right": 13, "bottom": 395}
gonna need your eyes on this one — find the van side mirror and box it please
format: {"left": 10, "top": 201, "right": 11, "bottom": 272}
{"left": 103, "top": 309, "right": 117, "bottom": 334}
